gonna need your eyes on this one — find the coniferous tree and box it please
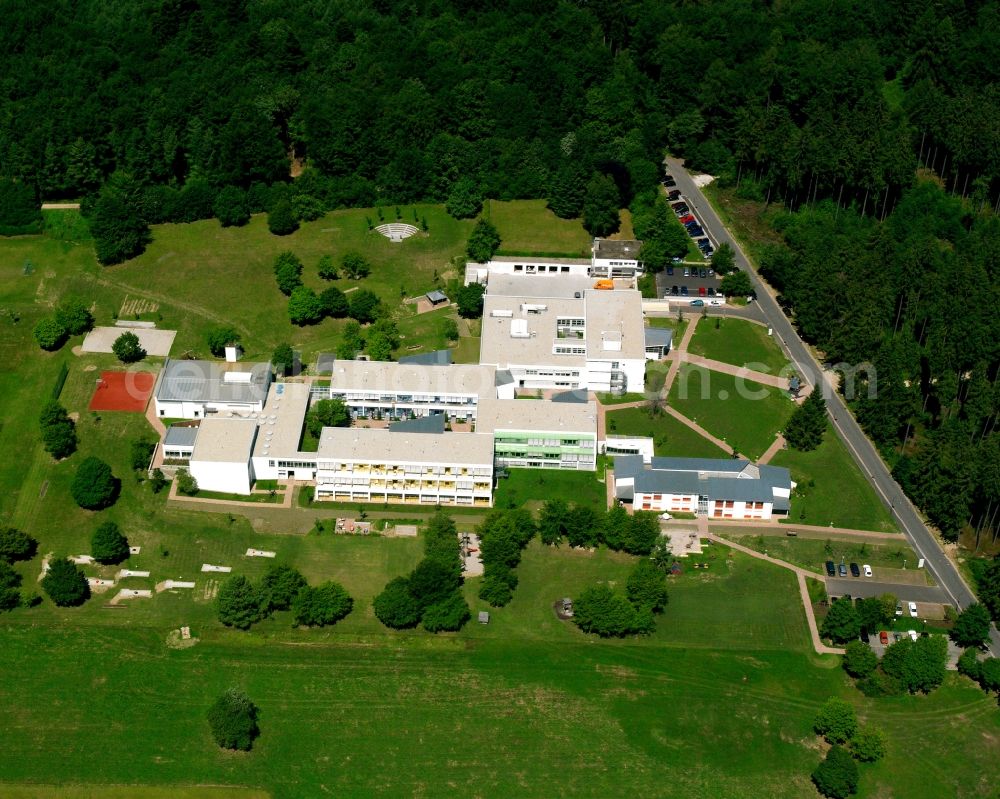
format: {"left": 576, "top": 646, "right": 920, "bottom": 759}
{"left": 785, "top": 389, "right": 827, "bottom": 451}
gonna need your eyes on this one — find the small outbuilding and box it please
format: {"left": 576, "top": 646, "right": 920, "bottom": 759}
{"left": 478, "top": 611, "right": 490, "bottom": 624}
{"left": 425, "top": 290, "right": 448, "bottom": 306}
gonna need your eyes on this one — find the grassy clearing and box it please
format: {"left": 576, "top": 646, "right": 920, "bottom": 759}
{"left": 493, "top": 469, "right": 607, "bottom": 513}
{"left": 771, "top": 424, "right": 900, "bottom": 532}
{"left": 646, "top": 315, "right": 689, "bottom": 340}
{"left": 0, "top": 787, "right": 268, "bottom": 798}
{"left": 487, "top": 199, "right": 592, "bottom": 257}
{"left": 668, "top": 364, "right": 794, "bottom": 459}
{"left": 606, "top": 407, "right": 730, "bottom": 459}
{"left": 395, "top": 304, "right": 457, "bottom": 354}
{"left": 688, "top": 317, "right": 790, "bottom": 374}
{"left": 723, "top": 534, "right": 917, "bottom": 576}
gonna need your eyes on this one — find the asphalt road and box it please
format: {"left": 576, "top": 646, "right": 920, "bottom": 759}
{"left": 664, "top": 156, "right": 1000, "bottom": 655}
{"left": 825, "top": 578, "right": 947, "bottom": 604}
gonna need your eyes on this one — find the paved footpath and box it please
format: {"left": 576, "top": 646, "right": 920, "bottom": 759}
{"left": 663, "top": 405, "right": 741, "bottom": 457}
{"left": 706, "top": 532, "right": 844, "bottom": 655}
{"left": 662, "top": 315, "right": 700, "bottom": 393}
{"left": 758, "top": 434, "right": 786, "bottom": 464}
{"left": 703, "top": 519, "right": 903, "bottom": 540}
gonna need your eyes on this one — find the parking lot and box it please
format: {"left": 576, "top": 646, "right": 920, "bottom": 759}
{"left": 655, "top": 265, "right": 723, "bottom": 302}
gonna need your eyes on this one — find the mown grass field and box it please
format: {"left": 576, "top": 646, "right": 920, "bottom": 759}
{"left": 1, "top": 211, "right": 998, "bottom": 798}
{"left": 688, "top": 317, "right": 791, "bottom": 374}
{"left": 771, "top": 424, "right": 900, "bottom": 533}
{"left": 722, "top": 534, "right": 918, "bottom": 577}
{"left": 668, "top": 364, "right": 795, "bottom": 459}
{"left": 487, "top": 199, "right": 592, "bottom": 257}
{"left": 492, "top": 469, "right": 607, "bottom": 513}
{"left": 606, "top": 407, "right": 730, "bottom": 459}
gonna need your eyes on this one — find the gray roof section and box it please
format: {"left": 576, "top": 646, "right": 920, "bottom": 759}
{"left": 190, "top": 418, "right": 258, "bottom": 464}
{"left": 593, "top": 238, "right": 643, "bottom": 261}
{"left": 650, "top": 457, "right": 747, "bottom": 473}
{"left": 398, "top": 349, "right": 453, "bottom": 366}
{"left": 156, "top": 358, "right": 271, "bottom": 405}
{"left": 551, "top": 389, "right": 590, "bottom": 403}
{"left": 389, "top": 413, "right": 446, "bottom": 434}
{"left": 612, "top": 455, "right": 645, "bottom": 480}
{"left": 316, "top": 353, "right": 336, "bottom": 374}
{"left": 164, "top": 425, "right": 199, "bottom": 448}
{"left": 635, "top": 470, "right": 701, "bottom": 495}
{"left": 426, "top": 290, "right": 448, "bottom": 303}
{"left": 645, "top": 327, "right": 673, "bottom": 349}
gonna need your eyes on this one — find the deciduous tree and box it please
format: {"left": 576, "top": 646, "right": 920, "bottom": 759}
{"left": 41, "top": 557, "right": 90, "bottom": 607}
{"left": 112, "top": 331, "right": 146, "bottom": 363}
{"left": 216, "top": 575, "right": 264, "bottom": 630}
{"left": 70, "top": 456, "right": 119, "bottom": 510}
{"left": 292, "top": 581, "right": 353, "bottom": 627}
{"left": 207, "top": 688, "right": 259, "bottom": 751}
{"left": 813, "top": 697, "right": 858, "bottom": 744}
{"left": 91, "top": 521, "right": 129, "bottom": 565}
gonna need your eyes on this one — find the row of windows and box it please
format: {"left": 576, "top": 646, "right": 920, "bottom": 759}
{"left": 524, "top": 369, "right": 580, "bottom": 377}
{"left": 556, "top": 318, "right": 586, "bottom": 327}
{"left": 553, "top": 346, "right": 587, "bottom": 355}
{"left": 269, "top": 460, "right": 317, "bottom": 469}
{"left": 512, "top": 264, "right": 573, "bottom": 273}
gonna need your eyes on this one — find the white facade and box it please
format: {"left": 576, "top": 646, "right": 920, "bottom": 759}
{"left": 187, "top": 418, "right": 258, "bottom": 495}
{"left": 188, "top": 459, "right": 255, "bottom": 495}
{"left": 153, "top": 358, "right": 271, "bottom": 420}
{"left": 591, "top": 239, "right": 643, "bottom": 278}
{"left": 601, "top": 436, "right": 655, "bottom": 463}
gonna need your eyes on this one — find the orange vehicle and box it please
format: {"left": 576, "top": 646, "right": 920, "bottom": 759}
{"left": 593, "top": 279, "right": 614, "bottom": 290}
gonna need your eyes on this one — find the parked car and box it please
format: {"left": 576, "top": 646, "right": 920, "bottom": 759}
{"left": 666, "top": 266, "right": 674, "bottom": 275}
{"left": 671, "top": 285, "right": 679, "bottom": 295}
{"left": 667, "top": 190, "right": 682, "bottom": 200}
{"left": 699, "top": 268, "right": 708, "bottom": 278}
{"left": 671, "top": 256, "right": 683, "bottom": 263}
{"left": 703, "top": 248, "right": 714, "bottom": 258}
{"left": 707, "top": 287, "right": 716, "bottom": 297}
{"left": 671, "top": 201, "right": 687, "bottom": 210}
{"left": 892, "top": 632, "right": 902, "bottom": 642}
{"left": 908, "top": 601, "right": 918, "bottom": 617}
{"left": 673, "top": 205, "right": 689, "bottom": 215}
{"left": 895, "top": 602, "right": 903, "bottom": 616}
{"left": 688, "top": 228, "right": 704, "bottom": 237}
{"left": 907, "top": 630, "right": 918, "bottom": 641}
{"left": 698, "top": 286, "right": 706, "bottom": 296}
{"left": 860, "top": 630, "right": 870, "bottom": 644}
{"left": 850, "top": 562, "right": 860, "bottom": 577}
{"left": 708, "top": 299, "right": 723, "bottom": 306}
{"left": 879, "top": 630, "right": 889, "bottom": 645}
{"left": 838, "top": 563, "right": 847, "bottom": 577}
{"left": 863, "top": 564, "right": 872, "bottom": 577}
{"left": 680, "top": 286, "right": 689, "bottom": 296}
{"left": 690, "top": 299, "right": 705, "bottom": 306}
{"left": 825, "top": 561, "right": 836, "bottom": 576}
{"left": 683, "top": 268, "right": 690, "bottom": 277}
{"left": 679, "top": 214, "right": 696, "bottom": 224}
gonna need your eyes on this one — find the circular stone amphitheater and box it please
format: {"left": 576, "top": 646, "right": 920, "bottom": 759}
{"left": 375, "top": 222, "right": 420, "bottom": 242}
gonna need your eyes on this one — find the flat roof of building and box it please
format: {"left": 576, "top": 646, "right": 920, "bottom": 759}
{"left": 317, "top": 427, "right": 494, "bottom": 466}
{"left": 251, "top": 381, "right": 312, "bottom": 460}
{"left": 486, "top": 273, "right": 594, "bottom": 299}
{"left": 593, "top": 238, "right": 643, "bottom": 261}
{"left": 480, "top": 289, "right": 645, "bottom": 368}
{"left": 155, "top": 358, "right": 271, "bottom": 405}
{"left": 316, "top": 353, "right": 336, "bottom": 374}
{"left": 328, "top": 360, "right": 496, "bottom": 399}
{"left": 397, "top": 349, "right": 453, "bottom": 366}
{"left": 490, "top": 255, "right": 590, "bottom": 265}
{"left": 475, "top": 397, "right": 597, "bottom": 436}
{"left": 190, "top": 417, "right": 258, "bottom": 464}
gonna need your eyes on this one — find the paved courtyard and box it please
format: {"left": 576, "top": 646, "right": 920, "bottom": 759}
{"left": 82, "top": 326, "right": 176, "bottom": 356}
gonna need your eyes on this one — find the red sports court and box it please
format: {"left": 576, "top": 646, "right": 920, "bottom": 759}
{"left": 88, "top": 371, "right": 155, "bottom": 412}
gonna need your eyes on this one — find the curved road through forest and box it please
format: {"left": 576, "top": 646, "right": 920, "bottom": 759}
{"left": 664, "top": 156, "right": 999, "bottom": 655}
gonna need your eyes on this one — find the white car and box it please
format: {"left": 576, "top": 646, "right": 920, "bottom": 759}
{"left": 659, "top": 512, "right": 672, "bottom": 521}
{"left": 862, "top": 564, "right": 872, "bottom": 577}
{"left": 907, "top": 630, "right": 918, "bottom": 642}
{"left": 908, "top": 601, "right": 918, "bottom": 618}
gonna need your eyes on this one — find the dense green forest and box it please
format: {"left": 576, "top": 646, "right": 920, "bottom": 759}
{"left": 0, "top": 0, "right": 998, "bottom": 549}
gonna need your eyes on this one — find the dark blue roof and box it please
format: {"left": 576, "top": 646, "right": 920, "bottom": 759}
{"left": 650, "top": 456, "right": 747, "bottom": 473}
{"left": 551, "top": 389, "right": 589, "bottom": 403}
{"left": 398, "top": 349, "right": 453, "bottom": 366}
{"left": 388, "top": 413, "right": 446, "bottom": 434}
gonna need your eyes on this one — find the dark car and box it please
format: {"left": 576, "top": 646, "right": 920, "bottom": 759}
{"left": 860, "top": 630, "right": 870, "bottom": 644}
{"left": 838, "top": 563, "right": 847, "bottom": 577}
{"left": 707, "top": 287, "right": 716, "bottom": 297}
{"left": 680, "top": 285, "right": 689, "bottom": 296}
{"left": 662, "top": 179, "right": 676, "bottom": 188}
{"left": 825, "top": 561, "right": 836, "bottom": 576}
{"left": 699, "top": 268, "right": 708, "bottom": 278}
{"left": 850, "top": 562, "right": 860, "bottom": 577}
{"left": 671, "top": 285, "right": 679, "bottom": 295}
{"left": 688, "top": 228, "right": 704, "bottom": 237}
{"left": 666, "top": 266, "right": 674, "bottom": 276}
{"left": 696, "top": 237, "right": 710, "bottom": 247}
{"left": 671, "top": 202, "right": 688, "bottom": 212}
{"left": 667, "top": 190, "right": 682, "bottom": 200}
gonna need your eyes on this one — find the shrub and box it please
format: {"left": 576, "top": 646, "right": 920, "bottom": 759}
{"left": 0, "top": 527, "right": 38, "bottom": 563}
{"left": 259, "top": 563, "right": 307, "bottom": 611}
{"left": 341, "top": 252, "right": 371, "bottom": 279}
{"left": 39, "top": 401, "right": 77, "bottom": 459}
{"left": 977, "top": 657, "right": 1000, "bottom": 692}
{"left": 951, "top": 603, "right": 992, "bottom": 648}
{"left": 111, "top": 331, "right": 146, "bottom": 363}
{"left": 149, "top": 468, "right": 167, "bottom": 494}
{"left": 0, "top": 561, "right": 22, "bottom": 611}
{"left": 91, "top": 521, "right": 130, "bottom": 565}
{"left": 849, "top": 727, "right": 887, "bottom": 763}
{"left": 957, "top": 646, "right": 982, "bottom": 681}
{"left": 421, "top": 592, "right": 470, "bottom": 632}
{"left": 207, "top": 688, "right": 260, "bottom": 751}
{"left": 842, "top": 640, "right": 878, "bottom": 679}
{"left": 317, "top": 254, "right": 338, "bottom": 280}
{"left": 41, "top": 557, "right": 90, "bottom": 607}
{"left": 273, "top": 251, "right": 304, "bottom": 296}
{"left": 216, "top": 575, "right": 264, "bottom": 630}
{"left": 267, "top": 198, "right": 298, "bottom": 235}
{"left": 811, "top": 745, "right": 859, "bottom": 799}
{"left": 373, "top": 576, "right": 421, "bottom": 629}
{"left": 292, "top": 581, "right": 353, "bottom": 627}
{"left": 813, "top": 698, "right": 857, "bottom": 744}
{"left": 319, "top": 286, "right": 349, "bottom": 318}
{"left": 291, "top": 193, "right": 325, "bottom": 222}
{"left": 33, "top": 317, "right": 67, "bottom": 351}
{"left": 856, "top": 671, "right": 903, "bottom": 698}
{"left": 130, "top": 439, "right": 155, "bottom": 471}
{"left": 206, "top": 326, "right": 241, "bottom": 357}
{"left": 70, "top": 456, "right": 119, "bottom": 510}
{"left": 213, "top": 186, "right": 251, "bottom": 227}
{"left": 175, "top": 469, "right": 198, "bottom": 496}
{"left": 54, "top": 297, "right": 94, "bottom": 335}
{"left": 478, "top": 573, "right": 515, "bottom": 607}
{"left": 348, "top": 288, "right": 381, "bottom": 323}
{"left": 573, "top": 585, "right": 646, "bottom": 637}
{"left": 287, "top": 286, "right": 324, "bottom": 325}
